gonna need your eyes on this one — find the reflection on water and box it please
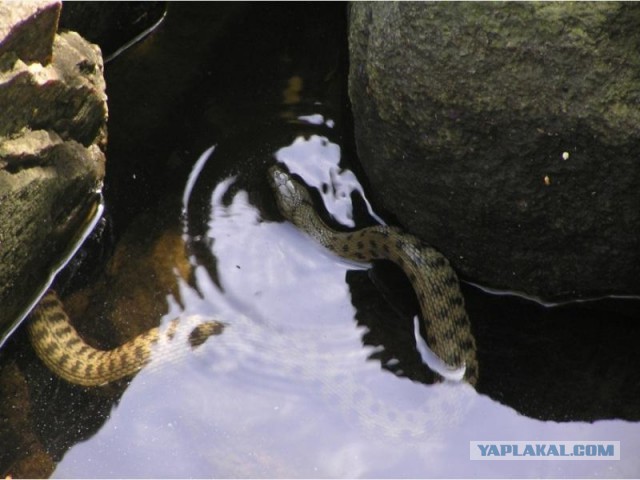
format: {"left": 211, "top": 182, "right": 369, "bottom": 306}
{"left": 53, "top": 139, "right": 639, "bottom": 478}
{"left": 2, "top": 3, "right": 638, "bottom": 477}
{"left": 275, "top": 132, "right": 385, "bottom": 227}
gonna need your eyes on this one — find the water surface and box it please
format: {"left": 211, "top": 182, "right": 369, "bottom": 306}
{"left": 3, "top": 4, "right": 639, "bottom": 478}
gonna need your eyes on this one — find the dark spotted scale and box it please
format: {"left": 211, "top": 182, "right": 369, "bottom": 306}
{"left": 27, "top": 290, "right": 225, "bottom": 387}
{"left": 269, "top": 165, "right": 479, "bottom": 386}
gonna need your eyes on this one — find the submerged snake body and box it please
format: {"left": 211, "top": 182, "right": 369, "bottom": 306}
{"left": 27, "top": 167, "right": 477, "bottom": 387}
{"left": 27, "top": 291, "right": 224, "bottom": 387}
{"left": 268, "top": 166, "right": 478, "bottom": 385}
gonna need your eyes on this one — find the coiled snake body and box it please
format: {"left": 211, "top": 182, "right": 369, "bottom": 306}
{"left": 26, "top": 166, "right": 478, "bottom": 387}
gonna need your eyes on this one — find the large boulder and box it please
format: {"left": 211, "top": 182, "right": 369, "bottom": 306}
{"left": 348, "top": 2, "right": 640, "bottom": 300}
{"left": 0, "top": 1, "right": 106, "bottom": 340}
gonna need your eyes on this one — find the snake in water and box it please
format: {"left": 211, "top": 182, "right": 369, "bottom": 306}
{"left": 27, "top": 291, "right": 225, "bottom": 387}
{"left": 26, "top": 166, "right": 477, "bottom": 387}
{"left": 268, "top": 165, "right": 478, "bottom": 385}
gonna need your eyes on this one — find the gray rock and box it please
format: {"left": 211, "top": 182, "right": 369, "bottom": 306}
{"left": 348, "top": 2, "right": 640, "bottom": 300}
{"left": 0, "top": 1, "right": 106, "bottom": 340}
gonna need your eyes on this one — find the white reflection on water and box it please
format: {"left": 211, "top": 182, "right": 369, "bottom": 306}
{"left": 54, "top": 139, "right": 639, "bottom": 478}
{"left": 275, "top": 134, "right": 385, "bottom": 227}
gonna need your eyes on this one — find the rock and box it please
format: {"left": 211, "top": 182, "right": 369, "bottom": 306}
{"left": 0, "top": 0, "right": 60, "bottom": 65}
{"left": 0, "top": 1, "right": 106, "bottom": 340}
{"left": 0, "top": 30, "right": 107, "bottom": 146}
{"left": 348, "top": 2, "right": 640, "bottom": 300}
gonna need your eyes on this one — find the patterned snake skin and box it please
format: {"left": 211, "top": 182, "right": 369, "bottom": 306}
{"left": 26, "top": 166, "right": 477, "bottom": 387}
{"left": 27, "top": 291, "right": 224, "bottom": 387}
{"left": 268, "top": 165, "right": 478, "bottom": 385}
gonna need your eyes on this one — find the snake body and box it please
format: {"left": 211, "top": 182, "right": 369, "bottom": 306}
{"left": 268, "top": 166, "right": 478, "bottom": 385}
{"left": 26, "top": 166, "right": 477, "bottom": 387}
{"left": 27, "top": 291, "right": 224, "bottom": 387}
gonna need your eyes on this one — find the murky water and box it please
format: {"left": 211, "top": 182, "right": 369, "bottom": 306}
{"left": 2, "top": 4, "right": 639, "bottom": 478}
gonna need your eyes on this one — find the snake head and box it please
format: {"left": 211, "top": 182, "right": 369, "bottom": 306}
{"left": 268, "top": 165, "right": 313, "bottom": 217}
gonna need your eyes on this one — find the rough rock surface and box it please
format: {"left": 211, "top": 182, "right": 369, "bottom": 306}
{"left": 0, "top": 1, "right": 106, "bottom": 338}
{"left": 0, "top": 0, "right": 59, "bottom": 64}
{"left": 348, "top": 2, "right": 640, "bottom": 300}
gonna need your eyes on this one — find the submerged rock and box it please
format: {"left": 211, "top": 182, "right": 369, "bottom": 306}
{"left": 0, "top": 1, "right": 106, "bottom": 339}
{"left": 348, "top": 2, "right": 640, "bottom": 300}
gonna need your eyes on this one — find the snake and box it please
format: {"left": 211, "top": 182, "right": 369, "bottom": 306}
{"left": 268, "top": 165, "right": 478, "bottom": 385}
{"left": 25, "top": 166, "right": 477, "bottom": 387}
{"left": 27, "top": 290, "right": 225, "bottom": 387}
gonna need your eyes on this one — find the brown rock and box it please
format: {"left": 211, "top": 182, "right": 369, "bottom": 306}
{"left": 0, "top": 2, "right": 107, "bottom": 341}
{"left": 0, "top": 0, "right": 60, "bottom": 66}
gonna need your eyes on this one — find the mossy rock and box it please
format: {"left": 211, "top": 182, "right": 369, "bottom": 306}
{"left": 349, "top": 2, "right": 640, "bottom": 300}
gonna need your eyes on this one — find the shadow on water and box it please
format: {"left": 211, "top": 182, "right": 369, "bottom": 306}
{"left": 353, "top": 263, "right": 640, "bottom": 421}
{"left": 1, "top": 3, "right": 639, "bottom": 478}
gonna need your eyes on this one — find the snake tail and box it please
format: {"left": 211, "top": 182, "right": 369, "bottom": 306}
{"left": 27, "top": 291, "right": 225, "bottom": 387}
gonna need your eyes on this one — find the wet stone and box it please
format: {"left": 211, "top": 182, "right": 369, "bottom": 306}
{"left": 349, "top": 2, "right": 640, "bottom": 299}
{"left": 0, "top": 2, "right": 107, "bottom": 336}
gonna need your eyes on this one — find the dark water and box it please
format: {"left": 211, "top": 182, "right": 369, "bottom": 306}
{"left": 1, "top": 4, "right": 639, "bottom": 478}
